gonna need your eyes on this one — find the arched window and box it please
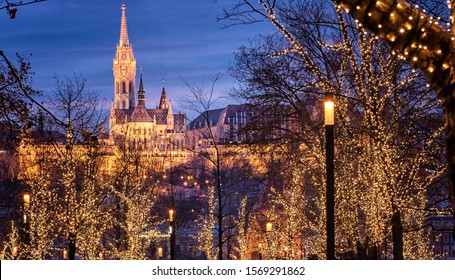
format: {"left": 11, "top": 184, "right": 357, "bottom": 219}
{"left": 116, "top": 101, "right": 119, "bottom": 109}
{"left": 129, "top": 81, "right": 133, "bottom": 93}
{"left": 122, "top": 100, "right": 126, "bottom": 109}
{"left": 122, "top": 81, "right": 126, "bottom": 93}
{"left": 116, "top": 82, "right": 119, "bottom": 94}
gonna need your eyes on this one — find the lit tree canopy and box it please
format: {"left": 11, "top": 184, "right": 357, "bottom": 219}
{"left": 334, "top": 0, "right": 455, "bottom": 234}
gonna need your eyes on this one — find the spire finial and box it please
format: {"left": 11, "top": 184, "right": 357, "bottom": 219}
{"left": 159, "top": 80, "right": 169, "bottom": 109}
{"left": 137, "top": 68, "right": 145, "bottom": 106}
{"left": 119, "top": 3, "right": 130, "bottom": 46}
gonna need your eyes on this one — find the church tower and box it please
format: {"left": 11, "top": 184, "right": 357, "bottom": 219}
{"left": 113, "top": 3, "right": 136, "bottom": 110}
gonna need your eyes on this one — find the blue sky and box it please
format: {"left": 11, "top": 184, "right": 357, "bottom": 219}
{"left": 1, "top": 1, "right": 273, "bottom": 118}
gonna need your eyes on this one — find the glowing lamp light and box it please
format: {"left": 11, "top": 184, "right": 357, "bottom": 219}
{"left": 63, "top": 249, "right": 68, "bottom": 260}
{"left": 158, "top": 247, "right": 163, "bottom": 258}
{"left": 266, "top": 222, "right": 273, "bottom": 232}
{"left": 12, "top": 246, "right": 18, "bottom": 258}
{"left": 324, "top": 99, "right": 335, "bottom": 126}
{"left": 23, "top": 193, "right": 30, "bottom": 206}
{"left": 169, "top": 209, "right": 174, "bottom": 222}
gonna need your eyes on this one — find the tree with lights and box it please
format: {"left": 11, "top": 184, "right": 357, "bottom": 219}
{"left": 37, "top": 73, "right": 110, "bottom": 260}
{"left": 332, "top": 0, "right": 455, "bottom": 236}
{"left": 183, "top": 75, "right": 262, "bottom": 259}
{"left": 1, "top": 221, "right": 22, "bottom": 259}
{"left": 106, "top": 144, "right": 164, "bottom": 260}
{"left": 192, "top": 184, "right": 218, "bottom": 260}
{"left": 224, "top": 0, "right": 446, "bottom": 259}
{"left": 18, "top": 136, "right": 59, "bottom": 259}
{"left": 182, "top": 75, "right": 233, "bottom": 259}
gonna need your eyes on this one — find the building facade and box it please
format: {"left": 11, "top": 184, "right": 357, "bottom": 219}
{"left": 109, "top": 4, "right": 186, "bottom": 154}
{"left": 431, "top": 215, "right": 455, "bottom": 259}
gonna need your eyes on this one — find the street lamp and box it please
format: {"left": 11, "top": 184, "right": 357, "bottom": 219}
{"left": 169, "top": 209, "right": 176, "bottom": 260}
{"left": 63, "top": 248, "right": 68, "bottom": 260}
{"left": 266, "top": 222, "right": 273, "bottom": 233}
{"left": 265, "top": 222, "right": 273, "bottom": 259}
{"left": 12, "top": 246, "right": 18, "bottom": 260}
{"left": 158, "top": 247, "right": 163, "bottom": 260}
{"left": 23, "top": 193, "right": 30, "bottom": 206}
{"left": 23, "top": 193, "right": 30, "bottom": 223}
{"left": 324, "top": 93, "right": 335, "bottom": 260}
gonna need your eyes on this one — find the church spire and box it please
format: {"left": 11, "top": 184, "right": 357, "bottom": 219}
{"left": 159, "top": 79, "right": 169, "bottom": 109}
{"left": 137, "top": 67, "right": 145, "bottom": 106}
{"left": 119, "top": 3, "right": 130, "bottom": 47}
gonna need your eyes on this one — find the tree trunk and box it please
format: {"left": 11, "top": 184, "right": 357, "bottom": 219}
{"left": 68, "top": 233, "right": 76, "bottom": 260}
{"left": 335, "top": 0, "right": 455, "bottom": 237}
{"left": 217, "top": 185, "right": 223, "bottom": 260}
{"left": 391, "top": 210, "right": 404, "bottom": 260}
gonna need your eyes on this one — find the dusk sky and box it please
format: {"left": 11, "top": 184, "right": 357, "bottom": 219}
{"left": 1, "top": 0, "right": 273, "bottom": 119}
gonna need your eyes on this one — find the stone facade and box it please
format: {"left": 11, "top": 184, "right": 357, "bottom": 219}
{"left": 109, "top": 4, "right": 186, "bottom": 154}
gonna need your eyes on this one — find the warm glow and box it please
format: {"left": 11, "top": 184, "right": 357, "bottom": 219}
{"left": 12, "top": 246, "right": 18, "bottom": 257}
{"left": 23, "top": 193, "right": 30, "bottom": 206}
{"left": 169, "top": 209, "right": 174, "bottom": 222}
{"left": 63, "top": 249, "right": 68, "bottom": 259}
{"left": 266, "top": 222, "right": 273, "bottom": 232}
{"left": 158, "top": 247, "right": 163, "bottom": 258}
{"left": 324, "top": 100, "right": 335, "bottom": 126}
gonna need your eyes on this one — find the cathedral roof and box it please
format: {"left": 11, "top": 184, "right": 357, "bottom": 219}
{"left": 148, "top": 109, "right": 168, "bottom": 124}
{"left": 131, "top": 105, "right": 153, "bottom": 122}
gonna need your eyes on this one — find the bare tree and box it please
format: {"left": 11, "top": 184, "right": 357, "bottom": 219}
{"left": 0, "top": 0, "right": 46, "bottom": 19}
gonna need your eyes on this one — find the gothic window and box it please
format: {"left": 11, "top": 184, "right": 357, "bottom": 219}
{"left": 116, "top": 82, "right": 119, "bottom": 93}
{"left": 122, "top": 81, "right": 126, "bottom": 93}
{"left": 116, "top": 101, "right": 119, "bottom": 109}
{"left": 129, "top": 81, "right": 133, "bottom": 93}
{"left": 122, "top": 100, "right": 126, "bottom": 109}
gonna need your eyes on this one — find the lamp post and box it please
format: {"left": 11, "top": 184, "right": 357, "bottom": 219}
{"left": 23, "top": 193, "right": 30, "bottom": 223}
{"left": 169, "top": 209, "right": 176, "bottom": 260}
{"left": 266, "top": 222, "right": 273, "bottom": 233}
{"left": 324, "top": 93, "right": 335, "bottom": 260}
{"left": 12, "top": 246, "right": 18, "bottom": 260}
{"left": 265, "top": 222, "right": 272, "bottom": 259}
{"left": 22, "top": 192, "right": 31, "bottom": 251}
{"left": 158, "top": 247, "right": 163, "bottom": 260}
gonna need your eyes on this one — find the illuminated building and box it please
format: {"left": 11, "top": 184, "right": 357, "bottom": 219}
{"left": 109, "top": 4, "right": 186, "bottom": 153}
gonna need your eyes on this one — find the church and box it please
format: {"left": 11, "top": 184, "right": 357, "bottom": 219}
{"left": 109, "top": 4, "right": 186, "bottom": 153}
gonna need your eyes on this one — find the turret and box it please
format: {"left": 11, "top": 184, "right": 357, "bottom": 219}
{"left": 137, "top": 69, "right": 146, "bottom": 106}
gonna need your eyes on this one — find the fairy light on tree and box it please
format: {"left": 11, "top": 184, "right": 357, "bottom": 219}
{"left": 223, "top": 0, "right": 446, "bottom": 259}
{"left": 192, "top": 184, "right": 218, "bottom": 260}
{"left": 334, "top": 0, "right": 455, "bottom": 236}
{"left": 108, "top": 144, "right": 165, "bottom": 260}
